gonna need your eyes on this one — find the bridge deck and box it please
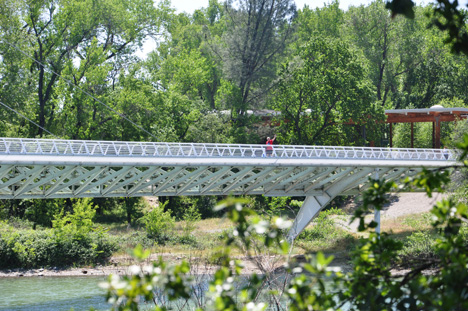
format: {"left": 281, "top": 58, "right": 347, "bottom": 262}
{"left": 0, "top": 138, "right": 458, "bottom": 239}
{"left": 0, "top": 137, "right": 456, "bottom": 161}
{"left": 0, "top": 138, "right": 456, "bottom": 200}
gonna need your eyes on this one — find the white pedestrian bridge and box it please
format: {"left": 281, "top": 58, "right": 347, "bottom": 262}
{"left": 0, "top": 138, "right": 457, "bottom": 239}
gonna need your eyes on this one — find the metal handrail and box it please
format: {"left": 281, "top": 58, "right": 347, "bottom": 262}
{"left": 0, "top": 137, "right": 457, "bottom": 161}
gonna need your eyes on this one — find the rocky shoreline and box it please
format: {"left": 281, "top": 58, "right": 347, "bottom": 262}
{"left": 0, "top": 266, "right": 128, "bottom": 278}
{"left": 0, "top": 253, "right": 353, "bottom": 278}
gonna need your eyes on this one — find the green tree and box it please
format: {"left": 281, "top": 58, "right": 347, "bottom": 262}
{"left": 218, "top": 0, "right": 296, "bottom": 116}
{"left": 0, "top": 0, "right": 169, "bottom": 139}
{"left": 345, "top": 1, "right": 421, "bottom": 108}
{"left": 141, "top": 201, "right": 175, "bottom": 244}
{"left": 0, "top": 0, "right": 36, "bottom": 137}
{"left": 52, "top": 198, "right": 96, "bottom": 238}
{"left": 295, "top": 0, "right": 344, "bottom": 41}
{"left": 390, "top": 9, "right": 468, "bottom": 110}
{"left": 273, "top": 36, "right": 383, "bottom": 146}
{"left": 143, "top": 7, "right": 225, "bottom": 142}
{"left": 386, "top": 0, "right": 468, "bottom": 55}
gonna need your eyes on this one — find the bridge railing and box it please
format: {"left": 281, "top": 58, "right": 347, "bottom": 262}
{"left": 0, "top": 137, "right": 457, "bottom": 161}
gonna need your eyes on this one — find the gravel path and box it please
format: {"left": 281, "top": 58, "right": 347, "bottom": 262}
{"left": 380, "top": 192, "right": 446, "bottom": 218}
{"left": 343, "top": 192, "right": 447, "bottom": 233}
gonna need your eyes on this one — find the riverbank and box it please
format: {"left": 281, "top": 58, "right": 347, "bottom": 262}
{"left": 0, "top": 192, "right": 441, "bottom": 278}
{"left": 0, "top": 250, "right": 356, "bottom": 277}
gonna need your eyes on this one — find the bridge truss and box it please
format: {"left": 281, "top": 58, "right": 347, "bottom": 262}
{"left": 0, "top": 138, "right": 457, "bottom": 239}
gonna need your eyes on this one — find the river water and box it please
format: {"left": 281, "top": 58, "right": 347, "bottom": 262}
{"left": 0, "top": 276, "right": 109, "bottom": 311}
{"left": 0, "top": 274, "right": 328, "bottom": 311}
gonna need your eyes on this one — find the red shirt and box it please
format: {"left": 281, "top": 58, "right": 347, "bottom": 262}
{"left": 266, "top": 139, "right": 274, "bottom": 150}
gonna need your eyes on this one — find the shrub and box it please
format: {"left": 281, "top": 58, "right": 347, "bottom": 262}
{"left": 0, "top": 220, "right": 117, "bottom": 269}
{"left": 52, "top": 198, "right": 96, "bottom": 238}
{"left": 398, "top": 231, "right": 437, "bottom": 266}
{"left": 181, "top": 205, "right": 201, "bottom": 237}
{"left": 140, "top": 202, "right": 175, "bottom": 244}
{"left": 297, "top": 207, "right": 347, "bottom": 241}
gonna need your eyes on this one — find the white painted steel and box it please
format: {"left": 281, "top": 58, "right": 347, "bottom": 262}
{"left": 0, "top": 137, "right": 457, "bottom": 160}
{"left": 0, "top": 137, "right": 458, "bottom": 200}
{"left": 288, "top": 168, "right": 375, "bottom": 240}
{"left": 0, "top": 154, "right": 450, "bottom": 199}
{"left": 0, "top": 138, "right": 458, "bottom": 239}
{"left": 374, "top": 170, "right": 381, "bottom": 236}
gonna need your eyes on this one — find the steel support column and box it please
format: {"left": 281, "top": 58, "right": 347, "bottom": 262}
{"left": 287, "top": 168, "right": 374, "bottom": 241}
{"left": 374, "top": 169, "right": 380, "bottom": 235}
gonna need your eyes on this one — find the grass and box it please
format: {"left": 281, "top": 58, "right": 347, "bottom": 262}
{"left": 107, "top": 216, "right": 238, "bottom": 260}
{"left": 382, "top": 212, "right": 433, "bottom": 234}
{"left": 105, "top": 209, "right": 440, "bottom": 266}
{"left": 1, "top": 206, "right": 452, "bottom": 271}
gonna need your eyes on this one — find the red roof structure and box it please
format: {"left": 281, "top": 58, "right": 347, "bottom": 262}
{"left": 385, "top": 106, "right": 468, "bottom": 148}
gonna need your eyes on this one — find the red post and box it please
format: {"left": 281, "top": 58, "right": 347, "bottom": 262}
{"left": 389, "top": 123, "right": 393, "bottom": 147}
{"left": 435, "top": 116, "right": 441, "bottom": 149}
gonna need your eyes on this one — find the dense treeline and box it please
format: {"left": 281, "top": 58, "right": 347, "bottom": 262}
{"left": 1, "top": 0, "right": 467, "bottom": 145}
{"left": 0, "top": 0, "right": 467, "bottom": 225}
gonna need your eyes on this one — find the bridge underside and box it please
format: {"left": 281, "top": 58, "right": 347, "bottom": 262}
{"left": 0, "top": 153, "right": 452, "bottom": 239}
{"left": 0, "top": 155, "right": 426, "bottom": 200}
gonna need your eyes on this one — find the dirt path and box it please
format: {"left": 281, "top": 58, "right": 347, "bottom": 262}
{"left": 343, "top": 192, "right": 446, "bottom": 233}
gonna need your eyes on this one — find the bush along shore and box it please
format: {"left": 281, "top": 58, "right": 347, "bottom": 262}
{"left": 0, "top": 192, "right": 455, "bottom": 276}
{"left": 0, "top": 198, "right": 117, "bottom": 269}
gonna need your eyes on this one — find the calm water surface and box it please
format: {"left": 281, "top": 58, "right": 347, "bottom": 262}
{"left": 0, "top": 276, "right": 109, "bottom": 311}
{"left": 0, "top": 274, "right": 339, "bottom": 311}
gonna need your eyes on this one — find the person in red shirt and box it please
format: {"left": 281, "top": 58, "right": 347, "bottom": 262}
{"left": 266, "top": 134, "right": 276, "bottom": 157}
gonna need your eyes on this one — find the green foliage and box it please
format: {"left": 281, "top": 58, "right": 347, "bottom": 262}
{"left": 0, "top": 221, "right": 117, "bottom": 269}
{"left": 296, "top": 0, "right": 343, "bottom": 40}
{"left": 251, "top": 196, "right": 302, "bottom": 217}
{"left": 122, "top": 197, "right": 145, "bottom": 225}
{"left": 101, "top": 134, "right": 468, "bottom": 311}
{"left": 286, "top": 253, "right": 338, "bottom": 311}
{"left": 181, "top": 205, "right": 201, "bottom": 237}
{"left": 393, "top": 97, "right": 465, "bottom": 148}
{"left": 52, "top": 198, "right": 96, "bottom": 238}
{"left": 101, "top": 257, "right": 192, "bottom": 311}
{"left": 387, "top": 0, "right": 468, "bottom": 55}
{"left": 398, "top": 231, "right": 437, "bottom": 265}
{"left": 297, "top": 207, "right": 347, "bottom": 241}
{"left": 102, "top": 197, "right": 292, "bottom": 310}
{"left": 221, "top": 0, "right": 296, "bottom": 113}
{"left": 162, "top": 196, "right": 219, "bottom": 220}
{"left": 0, "top": 0, "right": 170, "bottom": 139}
{"left": 0, "top": 198, "right": 118, "bottom": 268}
{"left": 273, "top": 35, "right": 383, "bottom": 146}
{"left": 392, "top": 122, "right": 437, "bottom": 148}
{"left": 23, "top": 199, "right": 65, "bottom": 228}
{"left": 186, "top": 113, "right": 234, "bottom": 143}
{"left": 403, "top": 168, "right": 451, "bottom": 197}
{"left": 141, "top": 202, "right": 175, "bottom": 244}
{"left": 2, "top": 0, "right": 468, "bottom": 308}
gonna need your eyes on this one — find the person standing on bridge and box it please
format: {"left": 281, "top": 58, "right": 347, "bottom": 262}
{"left": 266, "top": 134, "right": 276, "bottom": 157}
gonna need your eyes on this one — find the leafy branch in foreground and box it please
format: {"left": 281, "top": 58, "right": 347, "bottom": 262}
{"left": 101, "top": 134, "right": 468, "bottom": 311}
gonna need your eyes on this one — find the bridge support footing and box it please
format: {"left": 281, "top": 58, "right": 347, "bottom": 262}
{"left": 287, "top": 168, "right": 373, "bottom": 241}
{"left": 287, "top": 195, "right": 331, "bottom": 241}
